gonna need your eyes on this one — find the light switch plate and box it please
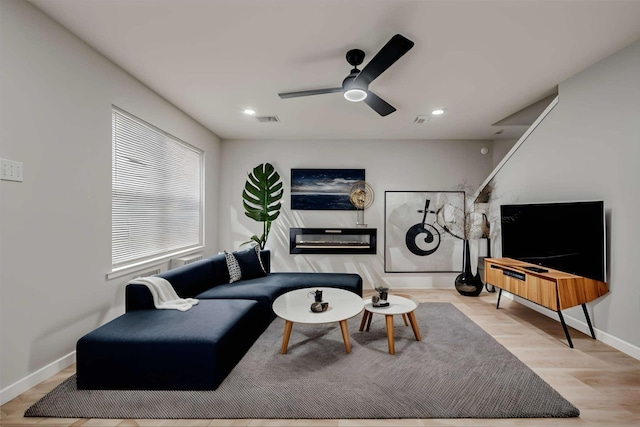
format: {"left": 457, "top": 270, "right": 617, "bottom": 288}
{"left": 1, "top": 158, "right": 23, "bottom": 182}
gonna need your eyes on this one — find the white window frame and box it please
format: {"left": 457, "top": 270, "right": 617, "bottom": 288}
{"left": 109, "top": 106, "right": 204, "bottom": 277}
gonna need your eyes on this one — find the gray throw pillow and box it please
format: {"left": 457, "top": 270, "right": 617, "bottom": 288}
{"left": 224, "top": 251, "right": 242, "bottom": 283}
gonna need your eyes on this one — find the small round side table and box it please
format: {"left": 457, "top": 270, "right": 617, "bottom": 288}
{"left": 359, "top": 294, "right": 421, "bottom": 355}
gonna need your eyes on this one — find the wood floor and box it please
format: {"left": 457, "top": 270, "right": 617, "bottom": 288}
{"left": 2, "top": 289, "right": 639, "bottom": 426}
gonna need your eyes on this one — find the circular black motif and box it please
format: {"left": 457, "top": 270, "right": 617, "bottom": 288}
{"left": 405, "top": 223, "right": 441, "bottom": 256}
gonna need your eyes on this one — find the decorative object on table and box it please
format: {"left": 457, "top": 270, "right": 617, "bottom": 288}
{"left": 308, "top": 289, "right": 323, "bottom": 302}
{"left": 242, "top": 163, "right": 283, "bottom": 249}
{"left": 349, "top": 180, "right": 374, "bottom": 227}
{"left": 434, "top": 188, "right": 490, "bottom": 296}
{"left": 373, "top": 286, "right": 390, "bottom": 307}
{"left": 290, "top": 168, "right": 365, "bottom": 210}
{"left": 371, "top": 295, "right": 389, "bottom": 308}
{"left": 310, "top": 301, "right": 329, "bottom": 313}
{"left": 384, "top": 191, "right": 465, "bottom": 272}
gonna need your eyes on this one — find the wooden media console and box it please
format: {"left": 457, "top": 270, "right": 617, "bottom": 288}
{"left": 484, "top": 257, "right": 609, "bottom": 348}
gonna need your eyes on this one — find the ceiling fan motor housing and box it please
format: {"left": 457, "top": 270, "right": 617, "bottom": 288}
{"left": 342, "top": 72, "right": 368, "bottom": 97}
{"left": 346, "top": 49, "right": 365, "bottom": 67}
{"left": 342, "top": 81, "right": 367, "bottom": 102}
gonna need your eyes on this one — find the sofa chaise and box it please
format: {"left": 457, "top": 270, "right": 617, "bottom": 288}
{"left": 76, "top": 249, "right": 363, "bottom": 390}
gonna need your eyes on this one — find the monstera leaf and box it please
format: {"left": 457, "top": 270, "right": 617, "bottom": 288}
{"left": 242, "top": 163, "right": 283, "bottom": 249}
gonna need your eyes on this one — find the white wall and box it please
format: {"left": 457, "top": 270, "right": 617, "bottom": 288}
{"left": 492, "top": 139, "right": 517, "bottom": 168}
{"left": 489, "top": 39, "right": 640, "bottom": 353}
{"left": 0, "top": 0, "right": 222, "bottom": 402}
{"left": 219, "top": 139, "right": 493, "bottom": 290}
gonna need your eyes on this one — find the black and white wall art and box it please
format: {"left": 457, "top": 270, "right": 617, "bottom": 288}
{"left": 385, "top": 191, "right": 465, "bottom": 272}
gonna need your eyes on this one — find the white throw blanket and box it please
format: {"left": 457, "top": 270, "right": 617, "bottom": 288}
{"left": 129, "top": 276, "right": 199, "bottom": 311}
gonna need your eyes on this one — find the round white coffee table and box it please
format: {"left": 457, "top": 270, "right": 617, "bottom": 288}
{"left": 359, "top": 294, "right": 421, "bottom": 355}
{"left": 272, "top": 287, "right": 364, "bottom": 354}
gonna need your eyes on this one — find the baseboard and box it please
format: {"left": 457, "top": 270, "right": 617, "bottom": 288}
{"left": 0, "top": 351, "right": 76, "bottom": 405}
{"left": 510, "top": 295, "right": 640, "bottom": 360}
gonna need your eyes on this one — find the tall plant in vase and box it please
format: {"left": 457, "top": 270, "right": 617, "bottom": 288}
{"left": 242, "top": 163, "right": 283, "bottom": 250}
{"left": 435, "top": 186, "right": 492, "bottom": 296}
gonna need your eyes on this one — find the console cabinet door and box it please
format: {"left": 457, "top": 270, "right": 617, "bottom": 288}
{"left": 526, "top": 276, "right": 558, "bottom": 310}
{"left": 485, "top": 265, "right": 502, "bottom": 288}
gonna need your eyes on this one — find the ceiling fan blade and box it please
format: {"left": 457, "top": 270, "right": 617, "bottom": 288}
{"left": 355, "top": 34, "right": 414, "bottom": 86}
{"left": 364, "top": 91, "right": 396, "bottom": 116}
{"left": 278, "top": 87, "right": 342, "bottom": 99}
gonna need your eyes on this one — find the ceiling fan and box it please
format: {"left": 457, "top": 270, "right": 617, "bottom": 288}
{"left": 278, "top": 34, "right": 414, "bottom": 116}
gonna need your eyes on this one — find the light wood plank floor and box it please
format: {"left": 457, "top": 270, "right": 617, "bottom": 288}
{"left": 2, "top": 289, "right": 639, "bottom": 426}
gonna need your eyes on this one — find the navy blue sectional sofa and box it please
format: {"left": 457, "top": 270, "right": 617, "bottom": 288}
{"left": 76, "top": 250, "right": 363, "bottom": 390}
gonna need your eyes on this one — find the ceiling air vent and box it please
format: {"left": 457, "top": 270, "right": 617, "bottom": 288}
{"left": 256, "top": 115, "right": 280, "bottom": 123}
{"left": 414, "top": 115, "right": 430, "bottom": 124}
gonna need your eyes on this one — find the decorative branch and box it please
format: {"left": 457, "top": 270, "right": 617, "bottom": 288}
{"left": 435, "top": 183, "right": 493, "bottom": 241}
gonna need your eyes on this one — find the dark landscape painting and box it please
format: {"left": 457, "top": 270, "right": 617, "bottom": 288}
{"left": 291, "top": 168, "right": 365, "bottom": 210}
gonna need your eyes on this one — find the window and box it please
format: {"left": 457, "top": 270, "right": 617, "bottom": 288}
{"left": 111, "top": 106, "right": 203, "bottom": 270}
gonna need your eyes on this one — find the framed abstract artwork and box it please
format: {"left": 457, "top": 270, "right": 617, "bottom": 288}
{"left": 290, "top": 168, "right": 365, "bottom": 210}
{"left": 384, "top": 190, "right": 465, "bottom": 272}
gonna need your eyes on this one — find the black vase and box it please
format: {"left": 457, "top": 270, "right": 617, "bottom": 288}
{"left": 455, "top": 240, "right": 484, "bottom": 296}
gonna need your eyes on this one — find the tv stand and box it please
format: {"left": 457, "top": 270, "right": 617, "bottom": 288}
{"left": 484, "top": 258, "right": 608, "bottom": 348}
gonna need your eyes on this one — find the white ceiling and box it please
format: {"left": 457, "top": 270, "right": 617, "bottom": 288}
{"left": 30, "top": 0, "right": 640, "bottom": 141}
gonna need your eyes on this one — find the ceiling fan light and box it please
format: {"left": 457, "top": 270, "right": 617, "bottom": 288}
{"left": 344, "top": 89, "right": 367, "bottom": 102}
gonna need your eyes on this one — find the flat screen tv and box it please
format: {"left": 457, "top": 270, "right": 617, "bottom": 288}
{"left": 500, "top": 201, "right": 606, "bottom": 282}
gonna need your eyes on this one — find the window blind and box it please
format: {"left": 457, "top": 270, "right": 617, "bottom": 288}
{"left": 112, "top": 107, "right": 203, "bottom": 268}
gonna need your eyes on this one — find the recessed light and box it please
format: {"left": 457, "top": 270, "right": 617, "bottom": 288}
{"left": 243, "top": 109, "right": 256, "bottom": 115}
{"left": 431, "top": 109, "right": 445, "bottom": 116}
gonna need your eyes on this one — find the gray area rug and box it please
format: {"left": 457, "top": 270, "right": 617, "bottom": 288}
{"left": 25, "top": 302, "right": 579, "bottom": 419}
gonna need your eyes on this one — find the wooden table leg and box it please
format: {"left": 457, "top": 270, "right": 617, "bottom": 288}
{"left": 339, "top": 320, "right": 352, "bottom": 353}
{"left": 385, "top": 314, "right": 395, "bottom": 355}
{"left": 280, "top": 320, "right": 293, "bottom": 354}
{"left": 401, "top": 313, "right": 409, "bottom": 326}
{"left": 406, "top": 311, "right": 422, "bottom": 341}
{"left": 366, "top": 311, "right": 373, "bottom": 331}
{"left": 359, "top": 310, "right": 370, "bottom": 331}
